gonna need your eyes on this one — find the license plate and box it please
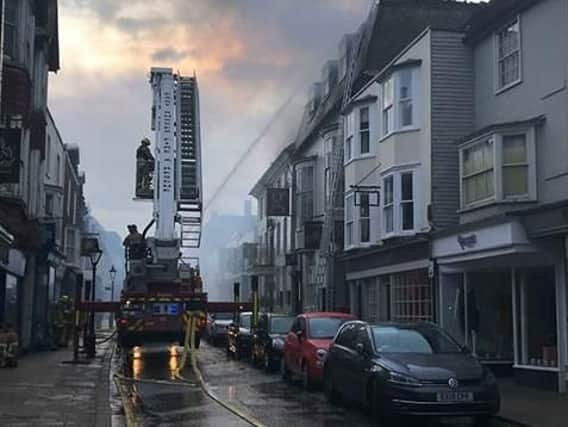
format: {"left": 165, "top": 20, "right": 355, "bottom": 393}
{"left": 436, "top": 392, "right": 474, "bottom": 402}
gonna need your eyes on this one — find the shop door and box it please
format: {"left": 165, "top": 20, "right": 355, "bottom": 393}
{"left": 440, "top": 273, "right": 465, "bottom": 345}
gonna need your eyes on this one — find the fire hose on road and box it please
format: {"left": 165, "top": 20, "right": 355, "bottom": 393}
{"left": 175, "top": 311, "right": 267, "bottom": 427}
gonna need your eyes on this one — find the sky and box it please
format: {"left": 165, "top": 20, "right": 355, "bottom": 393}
{"left": 48, "top": 0, "right": 373, "bottom": 237}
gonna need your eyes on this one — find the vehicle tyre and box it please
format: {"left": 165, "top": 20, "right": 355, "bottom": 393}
{"left": 281, "top": 357, "right": 291, "bottom": 382}
{"left": 301, "top": 362, "right": 314, "bottom": 391}
{"left": 323, "top": 369, "right": 339, "bottom": 404}
{"left": 473, "top": 415, "right": 492, "bottom": 426}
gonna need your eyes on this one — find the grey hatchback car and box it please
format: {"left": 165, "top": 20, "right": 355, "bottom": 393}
{"left": 323, "top": 321, "right": 500, "bottom": 425}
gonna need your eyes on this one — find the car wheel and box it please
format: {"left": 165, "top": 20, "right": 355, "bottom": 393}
{"left": 323, "top": 369, "right": 339, "bottom": 404}
{"left": 281, "top": 357, "right": 291, "bottom": 382}
{"left": 301, "top": 362, "right": 314, "bottom": 391}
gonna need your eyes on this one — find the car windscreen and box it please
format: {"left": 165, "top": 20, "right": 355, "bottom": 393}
{"left": 308, "top": 317, "right": 349, "bottom": 339}
{"left": 270, "top": 316, "right": 294, "bottom": 334}
{"left": 213, "top": 312, "right": 233, "bottom": 320}
{"left": 371, "top": 326, "right": 462, "bottom": 354}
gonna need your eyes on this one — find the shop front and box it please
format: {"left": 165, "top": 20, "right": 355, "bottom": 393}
{"left": 344, "top": 239, "right": 433, "bottom": 323}
{"left": 433, "top": 219, "right": 567, "bottom": 392}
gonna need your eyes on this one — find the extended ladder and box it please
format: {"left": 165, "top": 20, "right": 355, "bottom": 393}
{"left": 176, "top": 75, "right": 203, "bottom": 249}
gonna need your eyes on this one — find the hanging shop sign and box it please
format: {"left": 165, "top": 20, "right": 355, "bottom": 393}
{"left": 266, "top": 188, "right": 290, "bottom": 216}
{"left": 0, "top": 128, "right": 21, "bottom": 184}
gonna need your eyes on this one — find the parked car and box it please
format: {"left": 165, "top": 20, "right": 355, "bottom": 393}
{"left": 227, "top": 311, "right": 253, "bottom": 360}
{"left": 206, "top": 312, "right": 233, "bottom": 345}
{"left": 251, "top": 313, "right": 295, "bottom": 371}
{"left": 323, "top": 321, "right": 500, "bottom": 425}
{"left": 281, "top": 312, "right": 356, "bottom": 389}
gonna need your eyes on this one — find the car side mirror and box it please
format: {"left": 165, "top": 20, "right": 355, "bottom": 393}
{"left": 355, "top": 342, "right": 365, "bottom": 355}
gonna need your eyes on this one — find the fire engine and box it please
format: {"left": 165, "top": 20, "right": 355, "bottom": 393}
{"left": 116, "top": 68, "right": 207, "bottom": 349}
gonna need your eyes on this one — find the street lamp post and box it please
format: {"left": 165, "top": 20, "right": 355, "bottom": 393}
{"left": 81, "top": 235, "right": 103, "bottom": 358}
{"left": 108, "top": 265, "right": 117, "bottom": 328}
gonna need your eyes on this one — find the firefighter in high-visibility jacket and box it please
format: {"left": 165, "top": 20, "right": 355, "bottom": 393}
{"left": 50, "top": 296, "right": 73, "bottom": 348}
{"left": 0, "top": 322, "right": 18, "bottom": 367}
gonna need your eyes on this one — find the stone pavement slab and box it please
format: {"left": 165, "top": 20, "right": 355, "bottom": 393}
{"left": 0, "top": 341, "right": 113, "bottom": 427}
{"left": 497, "top": 379, "right": 568, "bottom": 427}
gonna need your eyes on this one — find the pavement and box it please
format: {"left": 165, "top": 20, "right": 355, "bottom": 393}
{"left": 497, "top": 379, "right": 568, "bottom": 427}
{"left": 0, "top": 336, "right": 114, "bottom": 427}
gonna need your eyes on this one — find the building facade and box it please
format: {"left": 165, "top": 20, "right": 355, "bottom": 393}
{"left": 0, "top": 0, "right": 60, "bottom": 350}
{"left": 250, "top": 144, "right": 295, "bottom": 314}
{"left": 432, "top": 0, "right": 568, "bottom": 393}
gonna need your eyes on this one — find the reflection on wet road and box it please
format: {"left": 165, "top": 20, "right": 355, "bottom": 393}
{"left": 115, "top": 342, "right": 515, "bottom": 427}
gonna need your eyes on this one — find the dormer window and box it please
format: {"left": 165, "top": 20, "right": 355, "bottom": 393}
{"left": 322, "top": 61, "right": 338, "bottom": 99}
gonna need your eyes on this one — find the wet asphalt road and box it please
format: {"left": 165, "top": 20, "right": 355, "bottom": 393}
{"left": 116, "top": 342, "right": 516, "bottom": 427}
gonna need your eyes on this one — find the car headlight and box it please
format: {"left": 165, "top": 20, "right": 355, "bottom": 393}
{"left": 316, "top": 348, "right": 328, "bottom": 361}
{"left": 272, "top": 338, "right": 284, "bottom": 350}
{"left": 386, "top": 371, "right": 422, "bottom": 387}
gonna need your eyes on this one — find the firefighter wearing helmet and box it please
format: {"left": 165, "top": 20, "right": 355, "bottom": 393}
{"left": 136, "top": 137, "right": 155, "bottom": 197}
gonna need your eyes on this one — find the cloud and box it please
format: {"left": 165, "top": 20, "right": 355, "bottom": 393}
{"left": 151, "top": 47, "right": 193, "bottom": 62}
{"left": 50, "top": 0, "right": 372, "bottom": 236}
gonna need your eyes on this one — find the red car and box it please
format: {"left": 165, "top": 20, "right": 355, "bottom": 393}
{"left": 281, "top": 312, "right": 357, "bottom": 389}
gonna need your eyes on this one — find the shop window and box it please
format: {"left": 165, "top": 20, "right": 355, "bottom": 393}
{"left": 366, "top": 280, "right": 378, "bottom": 323}
{"left": 516, "top": 269, "right": 557, "bottom": 368}
{"left": 391, "top": 270, "right": 432, "bottom": 322}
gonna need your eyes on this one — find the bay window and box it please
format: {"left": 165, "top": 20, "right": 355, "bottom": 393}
{"left": 496, "top": 17, "right": 521, "bottom": 90}
{"left": 359, "top": 107, "right": 370, "bottom": 154}
{"left": 345, "top": 112, "right": 354, "bottom": 162}
{"left": 383, "top": 176, "right": 394, "bottom": 233}
{"left": 380, "top": 67, "right": 418, "bottom": 136}
{"left": 462, "top": 138, "right": 495, "bottom": 205}
{"left": 460, "top": 129, "right": 535, "bottom": 209}
{"left": 400, "top": 172, "right": 414, "bottom": 231}
{"left": 359, "top": 193, "right": 370, "bottom": 243}
{"left": 295, "top": 164, "right": 314, "bottom": 222}
{"left": 382, "top": 170, "right": 416, "bottom": 236}
{"left": 502, "top": 134, "right": 528, "bottom": 197}
{"left": 382, "top": 77, "right": 394, "bottom": 136}
{"left": 398, "top": 69, "right": 413, "bottom": 127}
{"left": 345, "top": 194, "right": 354, "bottom": 247}
{"left": 4, "top": 0, "right": 19, "bottom": 59}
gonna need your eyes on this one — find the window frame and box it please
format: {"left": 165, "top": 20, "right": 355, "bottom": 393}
{"left": 3, "top": 0, "right": 20, "bottom": 60}
{"left": 381, "top": 76, "right": 394, "bottom": 136}
{"left": 381, "top": 169, "right": 417, "bottom": 238}
{"left": 359, "top": 192, "right": 370, "bottom": 243}
{"left": 459, "top": 127, "right": 536, "bottom": 210}
{"left": 380, "top": 67, "right": 418, "bottom": 138}
{"left": 295, "top": 163, "right": 315, "bottom": 223}
{"left": 359, "top": 106, "right": 370, "bottom": 154}
{"left": 345, "top": 193, "right": 355, "bottom": 248}
{"left": 494, "top": 15, "right": 522, "bottom": 94}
